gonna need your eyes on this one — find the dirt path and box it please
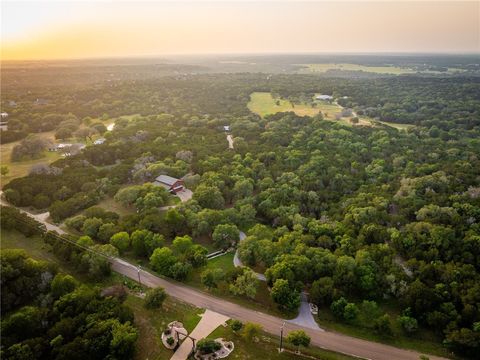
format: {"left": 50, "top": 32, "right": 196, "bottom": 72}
{"left": 226, "top": 134, "right": 234, "bottom": 149}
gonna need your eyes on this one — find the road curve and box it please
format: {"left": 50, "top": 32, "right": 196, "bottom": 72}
{"left": 113, "top": 260, "right": 447, "bottom": 360}
{"left": 0, "top": 196, "right": 449, "bottom": 360}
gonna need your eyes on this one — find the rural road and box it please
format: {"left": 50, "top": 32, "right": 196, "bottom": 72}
{"left": 1, "top": 196, "right": 449, "bottom": 360}
{"left": 113, "top": 259, "right": 447, "bottom": 360}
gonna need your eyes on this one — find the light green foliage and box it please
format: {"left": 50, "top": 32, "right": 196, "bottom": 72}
{"left": 229, "top": 268, "right": 258, "bottom": 299}
{"left": 144, "top": 287, "right": 167, "bottom": 309}
{"left": 270, "top": 279, "right": 300, "bottom": 312}
{"left": 286, "top": 330, "right": 311, "bottom": 349}
{"left": 150, "top": 247, "right": 177, "bottom": 276}
{"left": 110, "top": 232, "right": 130, "bottom": 253}
{"left": 241, "top": 322, "right": 263, "bottom": 341}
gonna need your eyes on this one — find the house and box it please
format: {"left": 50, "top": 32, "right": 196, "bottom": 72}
{"left": 0, "top": 113, "right": 8, "bottom": 131}
{"left": 154, "top": 175, "right": 184, "bottom": 193}
{"left": 315, "top": 94, "right": 334, "bottom": 101}
{"left": 1, "top": 112, "right": 8, "bottom": 119}
{"left": 33, "top": 98, "right": 49, "bottom": 106}
{"left": 223, "top": 125, "right": 230, "bottom": 132}
{"left": 94, "top": 138, "right": 106, "bottom": 145}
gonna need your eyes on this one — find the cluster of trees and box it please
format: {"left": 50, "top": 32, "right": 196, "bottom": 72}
{"left": 114, "top": 183, "right": 170, "bottom": 211}
{"left": 149, "top": 235, "right": 207, "bottom": 280}
{"left": 11, "top": 135, "right": 52, "bottom": 161}
{"left": 1, "top": 249, "right": 138, "bottom": 360}
{"left": 2, "top": 65, "right": 479, "bottom": 357}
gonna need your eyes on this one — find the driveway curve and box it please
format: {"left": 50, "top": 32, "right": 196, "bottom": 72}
{"left": 233, "top": 231, "right": 266, "bottom": 281}
{"left": 1, "top": 195, "right": 449, "bottom": 360}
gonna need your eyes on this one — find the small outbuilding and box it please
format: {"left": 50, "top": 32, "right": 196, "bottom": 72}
{"left": 223, "top": 125, "right": 230, "bottom": 132}
{"left": 154, "top": 175, "right": 184, "bottom": 193}
{"left": 316, "top": 94, "right": 334, "bottom": 101}
{"left": 94, "top": 138, "right": 106, "bottom": 145}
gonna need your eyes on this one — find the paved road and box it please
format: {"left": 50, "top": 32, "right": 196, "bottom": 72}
{"left": 113, "top": 259, "right": 447, "bottom": 360}
{"left": 1, "top": 196, "right": 449, "bottom": 360}
{"left": 288, "top": 292, "right": 323, "bottom": 331}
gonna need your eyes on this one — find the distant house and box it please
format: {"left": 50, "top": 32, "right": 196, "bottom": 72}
{"left": 94, "top": 138, "right": 106, "bottom": 145}
{"left": 315, "top": 94, "right": 334, "bottom": 101}
{"left": 49, "top": 143, "right": 86, "bottom": 154}
{"left": 1, "top": 112, "right": 8, "bottom": 119}
{"left": 223, "top": 125, "right": 230, "bottom": 132}
{"left": 154, "top": 175, "right": 184, "bottom": 193}
{"left": 33, "top": 98, "right": 49, "bottom": 106}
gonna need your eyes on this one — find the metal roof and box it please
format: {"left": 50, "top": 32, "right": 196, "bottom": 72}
{"left": 155, "top": 174, "right": 180, "bottom": 186}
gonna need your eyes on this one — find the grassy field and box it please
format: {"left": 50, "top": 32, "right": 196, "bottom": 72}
{"left": 209, "top": 321, "right": 358, "bottom": 360}
{"left": 96, "top": 196, "right": 136, "bottom": 217}
{"left": 125, "top": 295, "right": 203, "bottom": 360}
{"left": 248, "top": 92, "right": 322, "bottom": 118}
{"left": 297, "top": 63, "right": 417, "bottom": 75}
{"left": 0, "top": 131, "right": 62, "bottom": 187}
{"left": 248, "top": 92, "right": 414, "bottom": 131}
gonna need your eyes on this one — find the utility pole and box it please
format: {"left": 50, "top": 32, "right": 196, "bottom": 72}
{"left": 137, "top": 265, "right": 142, "bottom": 289}
{"left": 279, "top": 321, "right": 286, "bottom": 352}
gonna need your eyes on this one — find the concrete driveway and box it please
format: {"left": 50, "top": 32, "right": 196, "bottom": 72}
{"left": 170, "top": 310, "right": 229, "bottom": 360}
{"left": 287, "top": 292, "right": 323, "bottom": 331}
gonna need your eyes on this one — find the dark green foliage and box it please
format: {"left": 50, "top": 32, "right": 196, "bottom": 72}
{"left": 196, "top": 338, "right": 222, "bottom": 355}
{"left": 0, "top": 252, "right": 138, "bottom": 360}
{"left": 230, "top": 320, "right": 243, "bottom": 332}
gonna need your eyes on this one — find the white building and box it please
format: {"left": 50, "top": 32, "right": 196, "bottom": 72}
{"left": 316, "top": 94, "right": 334, "bottom": 101}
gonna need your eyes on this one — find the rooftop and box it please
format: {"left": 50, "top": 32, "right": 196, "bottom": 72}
{"left": 155, "top": 174, "right": 180, "bottom": 186}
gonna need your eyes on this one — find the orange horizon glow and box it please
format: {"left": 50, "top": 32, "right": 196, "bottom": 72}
{"left": 2, "top": 1, "right": 479, "bottom": 61}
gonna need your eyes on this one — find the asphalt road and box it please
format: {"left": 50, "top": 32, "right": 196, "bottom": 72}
{"left": 0, "top": 195, "right": 449, "bottom": 360}
{"left": 113, "top": 259, "right": 448, "bottom": 360}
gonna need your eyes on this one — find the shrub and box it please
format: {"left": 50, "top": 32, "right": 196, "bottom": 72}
{"left": 144, "top": 287, "right": 167, "bottom": 309}
{"left": 196, "top": 338, "right": 221, "bottom": 354}
{"left": 231, "top": 320, "right": 243, "bottom": 332}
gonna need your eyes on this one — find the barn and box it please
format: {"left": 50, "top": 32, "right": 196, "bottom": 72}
{"left": 154, "top": 175, "right": 184, "bottom": 193}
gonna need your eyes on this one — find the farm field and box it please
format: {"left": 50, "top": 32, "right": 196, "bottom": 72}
{"left": 296, "top": 63, "right": 418, "bottom": 75}
{"left": 248, "top": 92, "right": 321, "bottom": 118}
{"left": 248, "top": 92, "right": 414, "bottom": 130}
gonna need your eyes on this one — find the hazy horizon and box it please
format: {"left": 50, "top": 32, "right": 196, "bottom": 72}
{"left": 2, "top": 1, "right": 479, "bottom": 61}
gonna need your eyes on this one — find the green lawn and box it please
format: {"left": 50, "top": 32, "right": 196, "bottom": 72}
{"left": 209, "top": 321, "right": 358, "bottom": 360}
{"left": 297, "top": 63, "right": 417, "bottom": 75}
{"left": 1, "top": 131, "right": 61, "bottom": 188}
{"left": 96, "top": 196, "right": 136, "bottom": 217}
{"left": 125, "top": 295, "right": 203, "bottom": 360}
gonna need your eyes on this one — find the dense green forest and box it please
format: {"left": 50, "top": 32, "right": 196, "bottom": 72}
{"left": 1, "top": 57, "right": 480, "bottom": 358}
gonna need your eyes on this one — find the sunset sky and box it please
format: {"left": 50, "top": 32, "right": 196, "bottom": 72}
{"left": 2, "top": 1, "right": 479, "bottom": 60}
